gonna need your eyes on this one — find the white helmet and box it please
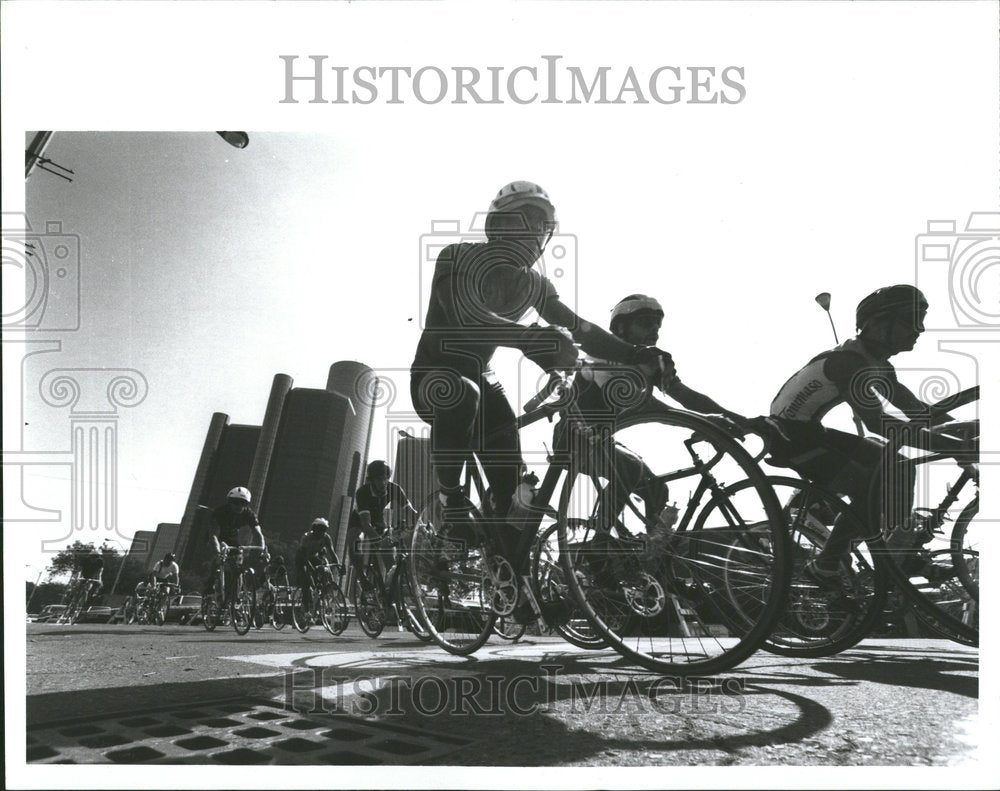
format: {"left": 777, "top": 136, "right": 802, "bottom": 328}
{"left": 488, "top": 181, "right": 557, "bottom": 226}
{"left": 310, "top": 517, "right": 329, "bottom": 533}
{"left": 610, "top": 294, "right": 664, "bottom": 325}
{"left": 227, "top": 486, "right": 251, "bottom": 503}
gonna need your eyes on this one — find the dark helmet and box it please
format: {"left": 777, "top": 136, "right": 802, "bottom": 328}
{"left": 856, "top": 285, "right": 929, "bottom": 331}
{"left": 366, "top": 460, "right": 391, "bottom": 480}
{"left": 164, "top": 553, "right": 175, "bottom": 563}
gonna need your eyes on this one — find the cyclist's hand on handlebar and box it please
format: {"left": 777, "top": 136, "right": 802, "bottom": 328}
{"left": 632, "top": 346, "right": 677, "bottom": 387}
{"left": 521, "top": 325, "right": 578, "bottom": 372}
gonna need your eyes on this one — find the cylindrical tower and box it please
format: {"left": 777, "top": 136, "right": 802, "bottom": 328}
{"left": 175, "top": 412, "right": 228, "bottom": 566}
{"left": 248, "top": 373, "right": 292, "bottom": 508}
{"left": 326, "top": 361, "right": 378, "bottom": 560}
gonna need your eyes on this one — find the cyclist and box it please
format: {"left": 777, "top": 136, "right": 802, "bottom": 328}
{"left": 766, "top": 284, "right": 974, "bottom": 590}
{"left": 202, "top": 486, "right": 268, "bottom": 605}
{"left": 71, "top": 549, "right": 105, "bottom": 601}
{"left": 410, "top": 181, "right": 677, "bottom": 540}
{"left": 556, "top": 293, "right": 748, "bottom": 548}
{"left": 148, "top": 552, "right": 180, "bottom": 593}
{"left": 347, "top": 460, "right": 417, "bottom": 583}
{"left": 296, "top": 518, "right": 343, "bottom": 612}
{"left": 261, "top": 553, "right": 287, "bottom": 589}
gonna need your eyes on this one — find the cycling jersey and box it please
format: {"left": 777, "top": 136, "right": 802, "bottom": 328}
{"left": 769, "top": 338, "right": 892, "bottom": 423}
{"left": 211, "top": 502, "right": 260, "bottom": 547}
{"left": 152, "top": 560, "right": 179, "bottom": 582}
{"left": 80, "top": 556, "right": 104, "bottom": 579}
{"left": 298, "top": 531, "right": 339, "bottom": 566}
{"left": 355, "top": 481, "right": 411, "bottom": 534}
{"left": 412, "top": 242, "right": 559, "bottom": 379}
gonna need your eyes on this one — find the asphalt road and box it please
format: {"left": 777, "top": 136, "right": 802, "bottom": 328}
{"left": 24, "top": 623, "right": 979, "bottom": 767}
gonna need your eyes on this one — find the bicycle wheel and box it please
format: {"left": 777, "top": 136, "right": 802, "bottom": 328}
{"left": 492, "top": 617, "right": 526, "bottom": 641}
{"left": 270, "top": 572, "right": 290, "bottom": 629}
{"left": 123, "top": 596, "right": 137, "bottom": 625}
{"left": 352, "top": 569, "right": 386, "bottom": 638}
{"left": 557, "top": 410, "right": 791, "bottom": 676}
{"left": 750, "top": 477, "right": 889, "bottom": 657}
{"left": 290, "top": 587, "right": 311, "bottom": 633}
{"left": 201, "top": 594, "right": 220, "bottom": 631}
{"left": 321, "top": 582, "right": 350, "bottom": 636}
{"left": 951, "top": 497, "right": 979, "bottom": 602}
{"left": 532, "top": 523, "right": 607, "bottom": 650}
{"left": 66, "top": 589, "right": 88, "bottom": 625}
{"left": 409, "top": 494, "right": 497, "bottom": 655}
{"left": 397, "top": 561, "right": 433, "bottom": 642}
{"left": 231, "top": 575, "right": 253, "bottom": 636}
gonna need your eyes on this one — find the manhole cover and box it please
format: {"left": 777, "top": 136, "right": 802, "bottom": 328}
{"left": 27, "top": 697, "right": 474, "bottom": 765}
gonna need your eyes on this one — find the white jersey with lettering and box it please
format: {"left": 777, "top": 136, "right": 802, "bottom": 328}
{"left": 770, "top": 338, "right": 888, "bottom": 423}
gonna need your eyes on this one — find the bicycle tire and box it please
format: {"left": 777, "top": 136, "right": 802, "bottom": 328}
{"left": 408, "top": 494, "right": 497, "bottom": 655}
{"left": 398, "top": 561, "right": 433, "bottom": 642}
{"left": 492, "top": 617, "right": 527, "bottom": 641}
{"left": 557, "top": 409, "right": 791, "bottom": 676}
{"left": 750, "top": 477, "right": 889, "bottom": 658}
{"left": 951, "top": 497, "right": 979, "bottom": 602}
{"left": 123, "top": 596, "right": 137, "bottom": 625}
{"left": 270, "top": 571, "right": 290, "bottom": 630}
{"left": 67, "top": 588, "right": 88, "bottom": 625}
{"left": 231, "top": 575, "right": 253, "bottom": 636}
{"left": 201, "top": 595, "right": 219, "bottom": 631}
{"left": 321, "top": 582, "right": 350, "bottom": 636}
{"left": 352, "top": 569, "right": 386, "bottom": 638}
{"left": 290, "top": 587, "right": 311, "bottom": 633}
{"left": 532, "top": 523, "right": 607, "bottom": 650}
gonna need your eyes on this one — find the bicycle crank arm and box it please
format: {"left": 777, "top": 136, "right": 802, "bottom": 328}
{"left": 518, "top": 575, "right": 548, "bottom": 630}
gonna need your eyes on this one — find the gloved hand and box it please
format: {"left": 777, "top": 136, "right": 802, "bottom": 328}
{"left": 630, "top": 346, "right": 677, "bottom": 387}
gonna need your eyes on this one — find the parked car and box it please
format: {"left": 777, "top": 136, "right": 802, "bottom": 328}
{"left": 76, "top": 606, "right": 115, "bottom": 624}
{"left": 164, "top": 594, "right": 203, "bottom": 625}
{"left": 31, "top": 604, "right": 67, "bottom": 623}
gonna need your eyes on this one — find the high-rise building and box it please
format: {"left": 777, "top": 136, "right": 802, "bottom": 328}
{"left": 127, "top": 530, "right": 156, "bottom": 565}
{"left": 248, "top": 374, "right": 293, "bottom": 509}
{"left": 146, "top": 523, "right": 181, "bottom": 571}
{"left": 175, "top": 416, "right": 261, "bottom": 571}
{"left": 391, "top": 430, "right": 433, "bottom": 513}
{"left": 325, "top": 361, "right": 378, "bottom": 559}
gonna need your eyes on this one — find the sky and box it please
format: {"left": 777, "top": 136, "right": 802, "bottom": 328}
{"left": 12, "top": 16, "right": 997, "bottom": 576}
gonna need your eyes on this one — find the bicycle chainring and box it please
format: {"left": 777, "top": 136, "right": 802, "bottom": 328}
{"left": 483, "top": 554, "right": 518, "bottom": 616}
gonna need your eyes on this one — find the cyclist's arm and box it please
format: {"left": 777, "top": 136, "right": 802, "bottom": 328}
{"left": 208, "top": 519, "right": 223, "bottom": 555}
{"left": 323, "top": 534, "right": 342, "bottom": 569}
{"left": 663, "top": 379, "right": 742, "bottom": 420}
{"left": 250, "top": 523, "right": 266, "bottom": 551}
{"left": 538, "top": 297, "right": 637, "bottom": 364}
{"left": 828, "top": 355, "right": 964, "bottom": 454}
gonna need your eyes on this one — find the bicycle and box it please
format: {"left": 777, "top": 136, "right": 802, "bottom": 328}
{"left": 757, "top": 385, "right": 980, "bottom": 655}
{"left": 258, "top": 564, "right": 294, "bottom": 630}
{"left": 61, "top": 577, "right": 102, "bottom": 625}
{"left": 351, "top": 533, "right": 431, "bottom": 641}
{"left": 409, "top": 365, "right": 791, "bottom": 675}
{"left": 291, "top": 560, "right": 350, "bottom": 636}
{"left": 137, "top": 582, "right": 176, "bottom": 626}
{"left": 201, "top": 545, "right": 261, "bottom": 632}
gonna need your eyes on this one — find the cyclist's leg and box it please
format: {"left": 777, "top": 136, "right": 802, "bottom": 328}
{"left": 201, "top": 558, "right": 220, "bottom": 597}
{"left": 411, "top": 369, "right": 481, "bottom": 501}
{"left": 786, "top": 428, "right": 883, "bottom": 570}
{"left": 476, "top": 373, "right": 521, "bottom": 521}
